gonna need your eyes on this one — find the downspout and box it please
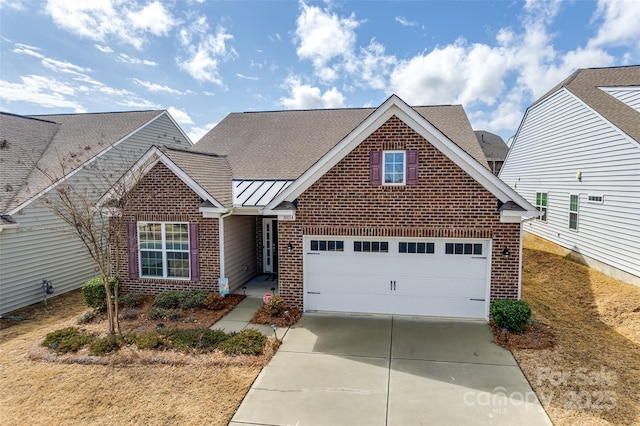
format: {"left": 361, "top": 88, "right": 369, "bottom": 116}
{"left": 218, "top": 209, "right": 233, "bottom": 279}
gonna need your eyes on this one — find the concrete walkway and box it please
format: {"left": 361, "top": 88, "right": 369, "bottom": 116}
{"left": 230, "top": 313, "right": 552, "bottom": 426}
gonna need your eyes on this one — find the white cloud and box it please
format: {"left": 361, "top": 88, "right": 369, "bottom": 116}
{"left": 0, "top": 0, "right": 27, "bottom": 11}
{"left": 188, "top": 122, "right": 217, "bottom": 143}
{"left": 94, "top": 44, "right": 113, "bottom": 53}
{"left": 395, "top": 17, "right": 417, "bottom": 27}
{"left": 132, "top": 78, "right": 183, "bottom": 95}
{"left": 116, "top": 98, "right": 159, "bottom": 109}
{"left": 236, "top": 73, "right": 259, "bottom": 81}
{"left": 280, "top": 76, "right": 345, "bottom": 109}
{"left": 177, "top": 16, "right": 237, "bottom": 84}
{"left": 589, "top": 0, "right": 640, "bottom": 49}
{"left": 295, "top": 1, "right": 359, "bottom": 82}
{"left": 0, "top": 74, "right": 86, "bottom": 111}
{"left": 118, "top": 53, "right": 158, "bottom": 66}
{"left": 167, "top": 107, "right": 194, "bottom": 125}
{"left": 45, "top": 0, "right": 176, "bottom": 49}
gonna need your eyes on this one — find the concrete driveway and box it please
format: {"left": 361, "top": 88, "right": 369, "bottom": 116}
{"left": 230, "top": 313, "right": 552, "bottom": 426}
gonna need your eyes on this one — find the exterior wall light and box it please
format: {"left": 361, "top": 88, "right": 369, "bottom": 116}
{"left": 502, "top": 247, "right": 510, "bottom": 258}
{"left": 287, "top": 243, "right": 293, "bottom": 252}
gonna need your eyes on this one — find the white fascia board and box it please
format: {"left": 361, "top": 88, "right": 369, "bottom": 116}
{"left": 266, "top": 94, "right": 538, "bottom": 217}
{"left": 0, "top": 223, "right": 19, "bottom": 232}
{"left": 262, "top": 208, "right": 296, "bottom": 216}
{"left": 8, "top": 111, "right": 168, "bottom": 217}
{"left": 199, "top": 207, "right": 228, "bottom": 218}
{"left": 231, "top": 206, "right": 263, "bottom": 215}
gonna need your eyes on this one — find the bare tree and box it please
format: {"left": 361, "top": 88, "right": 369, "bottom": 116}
{"left": 27, "top": 148, "right": 149, "bottom": 333}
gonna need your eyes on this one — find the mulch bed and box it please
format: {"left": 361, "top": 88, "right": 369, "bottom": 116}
{"left": 490, "top": 320, "right": 556, "bottom": 350}
{"left": 250, "top": 304, "right": 302, "bottom": 327}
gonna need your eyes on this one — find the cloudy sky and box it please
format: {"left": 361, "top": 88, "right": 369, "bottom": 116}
{"left": 1, "top": 0, "right": 639, "bottom": 142}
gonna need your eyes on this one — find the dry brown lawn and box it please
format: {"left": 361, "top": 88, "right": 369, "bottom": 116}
{"left": 0, "top": 291, "right": 264, "bottom": 425}
{"left": 517, "top": 234, "right": 640, "bottom": 426}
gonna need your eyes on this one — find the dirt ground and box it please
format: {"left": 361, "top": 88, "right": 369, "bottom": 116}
{"left": 516, "top": 234, "right": 640, "bottom": 426}
{"left": 0, "top": 291, "right": 265, "bottom": 425}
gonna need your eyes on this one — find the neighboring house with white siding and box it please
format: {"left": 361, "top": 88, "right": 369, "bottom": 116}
{"left": 0, "top": 111, "right": 191, "bottom": 314}
{"left": 500, "top": 66, "right": 640, "bottom": 285}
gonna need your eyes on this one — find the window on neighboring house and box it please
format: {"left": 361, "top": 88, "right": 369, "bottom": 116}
{"left": 569, "top": 195, "right": 579, "bottom": 230}
{"left": 536, "top": 192, "right": 548, "bottom": 222}
{"left": 587, "top": 195, "right": 604, "bottom": 204}
{"left": 383, "top": 151, "right": 406, "bottom": 185}
{"left": 138, "top": 222, "right": 190, "bottom": 279}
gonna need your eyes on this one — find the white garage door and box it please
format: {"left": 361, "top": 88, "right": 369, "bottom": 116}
{"left": 304, "top": 237, "right": 490, "bottom": 319}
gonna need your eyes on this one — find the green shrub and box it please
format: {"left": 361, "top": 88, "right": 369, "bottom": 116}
{"left": 134, "top": 332, "right": 165, "bottom": 350}
{"left": 219, "top": 329, "right": 266, "bottom": 356}
{"left": 119, "top": 294, "right": 142, "bottom": 308}
{"left": 203, "top": 293, "right": 225, "bottom": 310}
{"left": 89, "top": 334, "right": 122, "bottom": 355}
{"left": 152, "top": 291, "right": 182, "bottom": 309}
{"left": 178, "top": 290, "right": 208, "bottom": 309}
{"left": 266, "top": 296, "right": 287, "bottom": 317}
{"left": 42, "top": 327, "right": 95, "bottom": 354}
{"left": 162, "top": 329, "right": 228, "bottom": 353}
{"left": 490, "top": 299, "right": 532, "bottom": 332}
{"left": 148, "top": 307, "right": 183, "bottom": 321}
{"left": 82, "top": 277, "right": 117, "bottom": 309}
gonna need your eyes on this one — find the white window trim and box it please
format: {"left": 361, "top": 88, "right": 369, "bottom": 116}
{"left": 382, "top": 150, "right": 406, "bottom": 186}
{"left": 138, "top": 222, "right": 191, "bottom": 280}
{"left": 569, "top": 194, "right": 579, "bottom": 232}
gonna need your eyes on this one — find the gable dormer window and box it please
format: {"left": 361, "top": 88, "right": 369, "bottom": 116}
{"left": 370, "top": 150, "right": 418, "bottom": 186}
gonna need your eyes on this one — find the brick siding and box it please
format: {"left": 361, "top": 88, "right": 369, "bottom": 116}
{"left": 111, "top": 163, "right": 220, "bottom": 295}
{"left": 278, "top": 116, "right": 521, "bottom": 309}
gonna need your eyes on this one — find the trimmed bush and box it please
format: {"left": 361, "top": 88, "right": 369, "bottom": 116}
{"left": 490, "top": 299, "right": 532, "bottom": 332}
{"left": 42, "top": 327, "right": 95, "bottom": 354}
{"left": 134, "top": 332, "right": 165, "bottom": 350}
{"left": 89, "top": 334, "right": 122, "bottom": 355}
{"left": 148, "top": 307, "right": 183, "bottom": 321}
{"left": 118, "top": 294, "right": 142, "bottom": 309}
{"left": 153, "top": 290, "right": 208, "bottom": 310}
{"left": 82, "top": 277, "right": 117, "bottom": 309}
{"left": 265, "top": 296, "right": 287, "bottom": 316}
{"left": 161, "top": 329, "right": 228, "bottom": 353}
{"left": 219, "top": 329, "right": 266, "bottom": 356}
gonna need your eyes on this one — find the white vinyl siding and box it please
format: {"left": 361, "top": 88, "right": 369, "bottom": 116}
{"left": 500, "top": 88, "right": 640, "bottom": 280}
{"left": 599, "top": 87, "right": 640, "bottom": 113}
{"left": 223, "top": 216, "right": 257, "bottom": 290}
{"left": 0, "top": 113, "right": 189, "bottom": 314}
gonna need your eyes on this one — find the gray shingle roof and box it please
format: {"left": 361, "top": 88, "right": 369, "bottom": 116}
{"left": 160, "top": 146, "right": 233, "bottom": 208}
{"left": 1, "top": 110, "right": 165, "bottom": 214}
{"left": 193, "top": 104, "right": 488, "bottom": 179}
{"left": 536, "top": 65, "right": 640, "bottom": 143}
{"left": 474, "top": 130, "right": 509, "bottom": 161}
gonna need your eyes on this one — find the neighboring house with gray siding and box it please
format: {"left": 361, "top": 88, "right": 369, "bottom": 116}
{"left": 0, "top": 111, "right": 191, "bottom": 314}
{"left": 500, "top": 66, "right": 640, "bottom": 285}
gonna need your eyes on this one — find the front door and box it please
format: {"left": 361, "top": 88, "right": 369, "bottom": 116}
{"left": 262, "top": 218, "right": 278, "bottom": 274}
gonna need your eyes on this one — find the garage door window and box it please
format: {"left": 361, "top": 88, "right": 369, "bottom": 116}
{"left": 399, "top": 242, "right": 435, "bottom": 254}
{"left": 354, "top": 241, "right": 389, "bottom": 253}
{"left": 445, "top": 243, "right": 482, "bottom": 255}
{"left": 310, "top": 240, "right": 344, "bottom": 252}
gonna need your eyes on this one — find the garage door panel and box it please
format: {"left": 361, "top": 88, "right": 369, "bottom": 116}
{"left": 304, "top": 237, "right": 490, "bottom": 319}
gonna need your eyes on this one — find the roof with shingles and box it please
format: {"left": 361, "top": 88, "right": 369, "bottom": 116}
{"left": 536, "top": 65, "right": 640, "bottom": 143}
{"left": 159, "top": 146, "right": 233, "bottom": 208}
{"left": 474, "top": 130, "right": 509, "bottom": 161}
{"left": 1, "top": 110, "right": 165, "bottom": 214}
{"left": 193, "top": 104, "right": 488, "bottom": 179}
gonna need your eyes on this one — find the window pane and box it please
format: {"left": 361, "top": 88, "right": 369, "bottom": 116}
{"left": 426, "top": 243, "right": 435, "bottom": 254}
{"left": 380, "top": 242, "right": 388, "bottom": 252}
{"left": 408, "top": 242, "right": 416, "bottom": 253}
{"left": 399, "top": 242, "right": 407, "bottom": 253}
{"left": 570, "top": 195, "right": 579, "bottom": 212}
{"left": 336, "top": 241, "right": 344, "bottom": 251}
{"left": 464, "top": 244, "right": 472, "bottom": 255}
{"left": 372, "top": 242, "right": 379, "bottom": 252}
{"left": 454, "top": 243, "right": 464, "bottom": 254}
{"left": 417, "top": 243, "right": 426, "bottom": 254}
{"left": 445, "top": 243, "right": 453, "bottom": 254}
{"left": 541, "top": 193, "right": 547, "bottom": 206}
{"left": 311, "top": 240, "right": 318, "bottom": 251}
{"left": 354, "top": 241, "right": 362, "bottom": 252}
{"left": 363, "top": 241, "right": 371, "bottom": 252}
{"left": 473, "top": 244, "right": 483, "bottom": 255}
{"left": 166, "top": 223, "right": 189, "bottom": 250}
{"left": 140, "top": 251, "right": 163, "bottom": 277}
{"left": 139, "top": 223, "right": 162, "bottom": 249}
{"left": 328, "top": 241, "right": 336, "bottom": 251}
{"left": 569, "top": 213, "right": 578, "bottom": 230}
{"left": 319, "top": 241, "right": 327, "bottom": 251}
{"left": 167, "top": 252, "right": 189, "bottom": 278}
